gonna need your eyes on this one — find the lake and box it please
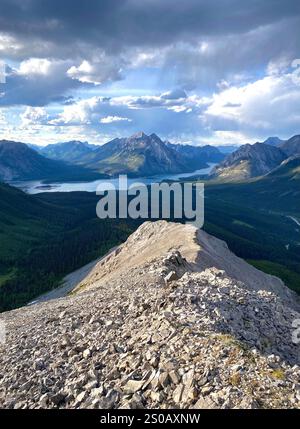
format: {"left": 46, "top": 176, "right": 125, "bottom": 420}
{"left": 12, "top": 163, "right": 216, "bottom": 194}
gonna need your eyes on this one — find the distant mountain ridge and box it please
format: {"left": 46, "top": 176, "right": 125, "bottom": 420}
{"left": 31, "top": 132, "right": 224, "bottom": 177}
{"left": 0, "top": 140, "right": 103, "bottom": 182}
{"left": 279, "top": 135, "right": 300, "bottom": 157}
{"left": 5, "top": 132, "right": 300, "bottom": 182}
{"left": 30, "top": 132, "right": 225, "bottom": 176}
{"left": 166, "top": 141, "right": 225, "bottom": 169}
{"left": 211, "top": 143, "right": 286, "bottom": 181}
{"left": 266, "top": 155, "right": 300, "bottom": 180}
{"left": 211, "top": 134, "right": 300, "bottom": 182}
{"left": 259, "top": 135, "right": 300, "bottom": 156}
{"left": 261, "top": 136, "right": 284, "bottom": 147}
{"left": 78, "top": 132, "right": 200, "bottom": 176}
{"left": 215, "top": 145, "right": 241, "bottom": 154}
{"left": 36, "top": 141, "right": 97, "bottom": 163}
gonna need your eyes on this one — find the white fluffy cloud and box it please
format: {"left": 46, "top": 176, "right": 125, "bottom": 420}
{"left": 110, "top": 89, "right": 208, "bottom": 113}
{"left": 1, "top": 57, "right": 123, "bottom": 107}
{"left": 0, "top": 58, "right": 81, "bottom": 106}
{"left": 50, "top": 97, "right": 104, "bottom": 125}
{"left": 67, "top": 57, "right": 123, "bottom": 85}
{"left": 18, "top": 58, "right": 53, "bottom": 76}
{"left": 202, "top": 67, "right": 300, "bottom": 137}
{"left": 20, "top": 106, "right": 48, "bottom": 127}
{"left": 100, "top": 116, "right": 132, "bottom": 124}
{"left": 48, "top": 90, "right": 205, "bottom": 128}
{"left": 8, "top": 59, "right": 300, "bottom": 146}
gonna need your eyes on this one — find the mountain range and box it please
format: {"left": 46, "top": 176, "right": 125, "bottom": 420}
{"left": 0, "top": 133, "right": 226, "bottom": 182}
{"left": 215, "top": 145, "right": 241, "bottom": 154}
{"left": 260, "top": 136, "right": 284, "bottom": 147}
{"left": 279, "top": 135, "right": 300, "bottom": 157}
{"left": 34, "top": 141, "right": 97, "bottom": 163}
{"left": 211, "top": 134, "right": 300, "bottom": 181}
{"left": 211, "top": 143, "right": 287, "bottom": 181}
{"left": 0, "top": 140, "right": 103, "bottom": 182}
{"left": 31, "top": 132, "right": 225, "bottom": 177}
{"left": 1, "top": 132, "right": 300, "bottom": 183}
{"left": 166, "top": 141, "right": 225, "bottom": 169}
{"left": 76, "top": 132, "right": 201, "bottom": 176}
{"left": 0, "top": 147, "right": 299, "bottom": 308}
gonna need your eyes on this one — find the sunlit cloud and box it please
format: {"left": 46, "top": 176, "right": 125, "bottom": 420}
{"left": 100, "top": 116, "right": 132, "bottom": 124}
{"left": 0, "top": 0, "right": 299, "bottom": 145}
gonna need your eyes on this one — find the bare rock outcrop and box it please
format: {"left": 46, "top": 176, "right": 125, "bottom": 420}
{"left": 0, "top": 221, "right": 299, "bottom": 409}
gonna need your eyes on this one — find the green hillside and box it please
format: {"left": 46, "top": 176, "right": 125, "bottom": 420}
{"left": 0, "top": 183, "right": 137, "bottom": 311}
{"left": 207, "top": 157, "right": 300, "bottom": 215}
{"left": 0, "top": 140, "right": 103, "bottom": 182}
{"left": 203, "top": 159, "right": 300, "bottom": 292}
{"left": 1, "top": 155, "right": 300, "bottom": 312}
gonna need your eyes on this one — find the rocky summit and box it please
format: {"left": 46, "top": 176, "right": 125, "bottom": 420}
{"left": 0, "top": 221, "right": 300, "bottom": 409}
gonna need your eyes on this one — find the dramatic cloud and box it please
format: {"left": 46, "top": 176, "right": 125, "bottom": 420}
{"left": 67, "top": 58, "right": 123, "bottom": 85}
{"left": 0, "top": 59, "right": 81, "bottom": 106}
{"left": 1, "top": 1, "right": 299, "bottom": 56}
{"left": 49, "top": 97, "right": 104, "bottom": 125}
{"left": 0, "top": 1, "right": 299, "bottom": 144}
{"left": 1, "top": 1, "right": 300, "bottom": 87}
{"left": 100, "top": 116, "right": 132, "bottom": 124}
{"left": 203, "top": 69, "right": 300, "bottom": 138}
{"left": 20, "top": 106, "right": 49, "bottom": 126}
{"left": 110, "top": 90, "right": 205, "bottom": 112}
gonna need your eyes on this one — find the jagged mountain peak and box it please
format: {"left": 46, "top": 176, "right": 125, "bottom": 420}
{"left": 262, "top": 136, "right": 284, "bottom": 147}
{"left": 80, "top": 132, "right": 216, "bottom": 176}
{"left": 149, "top": 132, "right": 162, "bottom": 140}
{"left": 21, "top": 133, "right": 224, "bottom": 177}
{"left": 129, "top": 131, "right": 149, "bottom": 140}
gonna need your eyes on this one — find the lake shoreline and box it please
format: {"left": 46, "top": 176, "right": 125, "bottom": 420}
{"left": 11, "top": 163, "right": 216, "bottom": 195}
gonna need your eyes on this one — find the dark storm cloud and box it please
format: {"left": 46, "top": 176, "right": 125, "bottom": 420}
{"left": 1, "top": 0, "right": 299, "bottom": 95}
{"left": 1, "top": 0, "right": 300, "bottom": 143}
{"left": 0, "top": 0, "right": 300, "bottom": 58}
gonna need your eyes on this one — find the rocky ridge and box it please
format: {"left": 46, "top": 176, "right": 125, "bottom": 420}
{"left": 211, "top": 143, "right": 286, "bottom": 181}
{"left": 0, "top": 221, "right": 299, "bottom": 409}
{"left": 76, "top": 132, "right": 221, "bottom": 176}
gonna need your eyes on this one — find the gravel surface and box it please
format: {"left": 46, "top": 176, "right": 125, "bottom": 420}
{"left": 0, "top": 221, "right": 299, "bottom": 409}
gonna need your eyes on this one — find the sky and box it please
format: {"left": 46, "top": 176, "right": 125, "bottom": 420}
{"left": 0, "top": 0, "right": 300, "bottom": 146}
